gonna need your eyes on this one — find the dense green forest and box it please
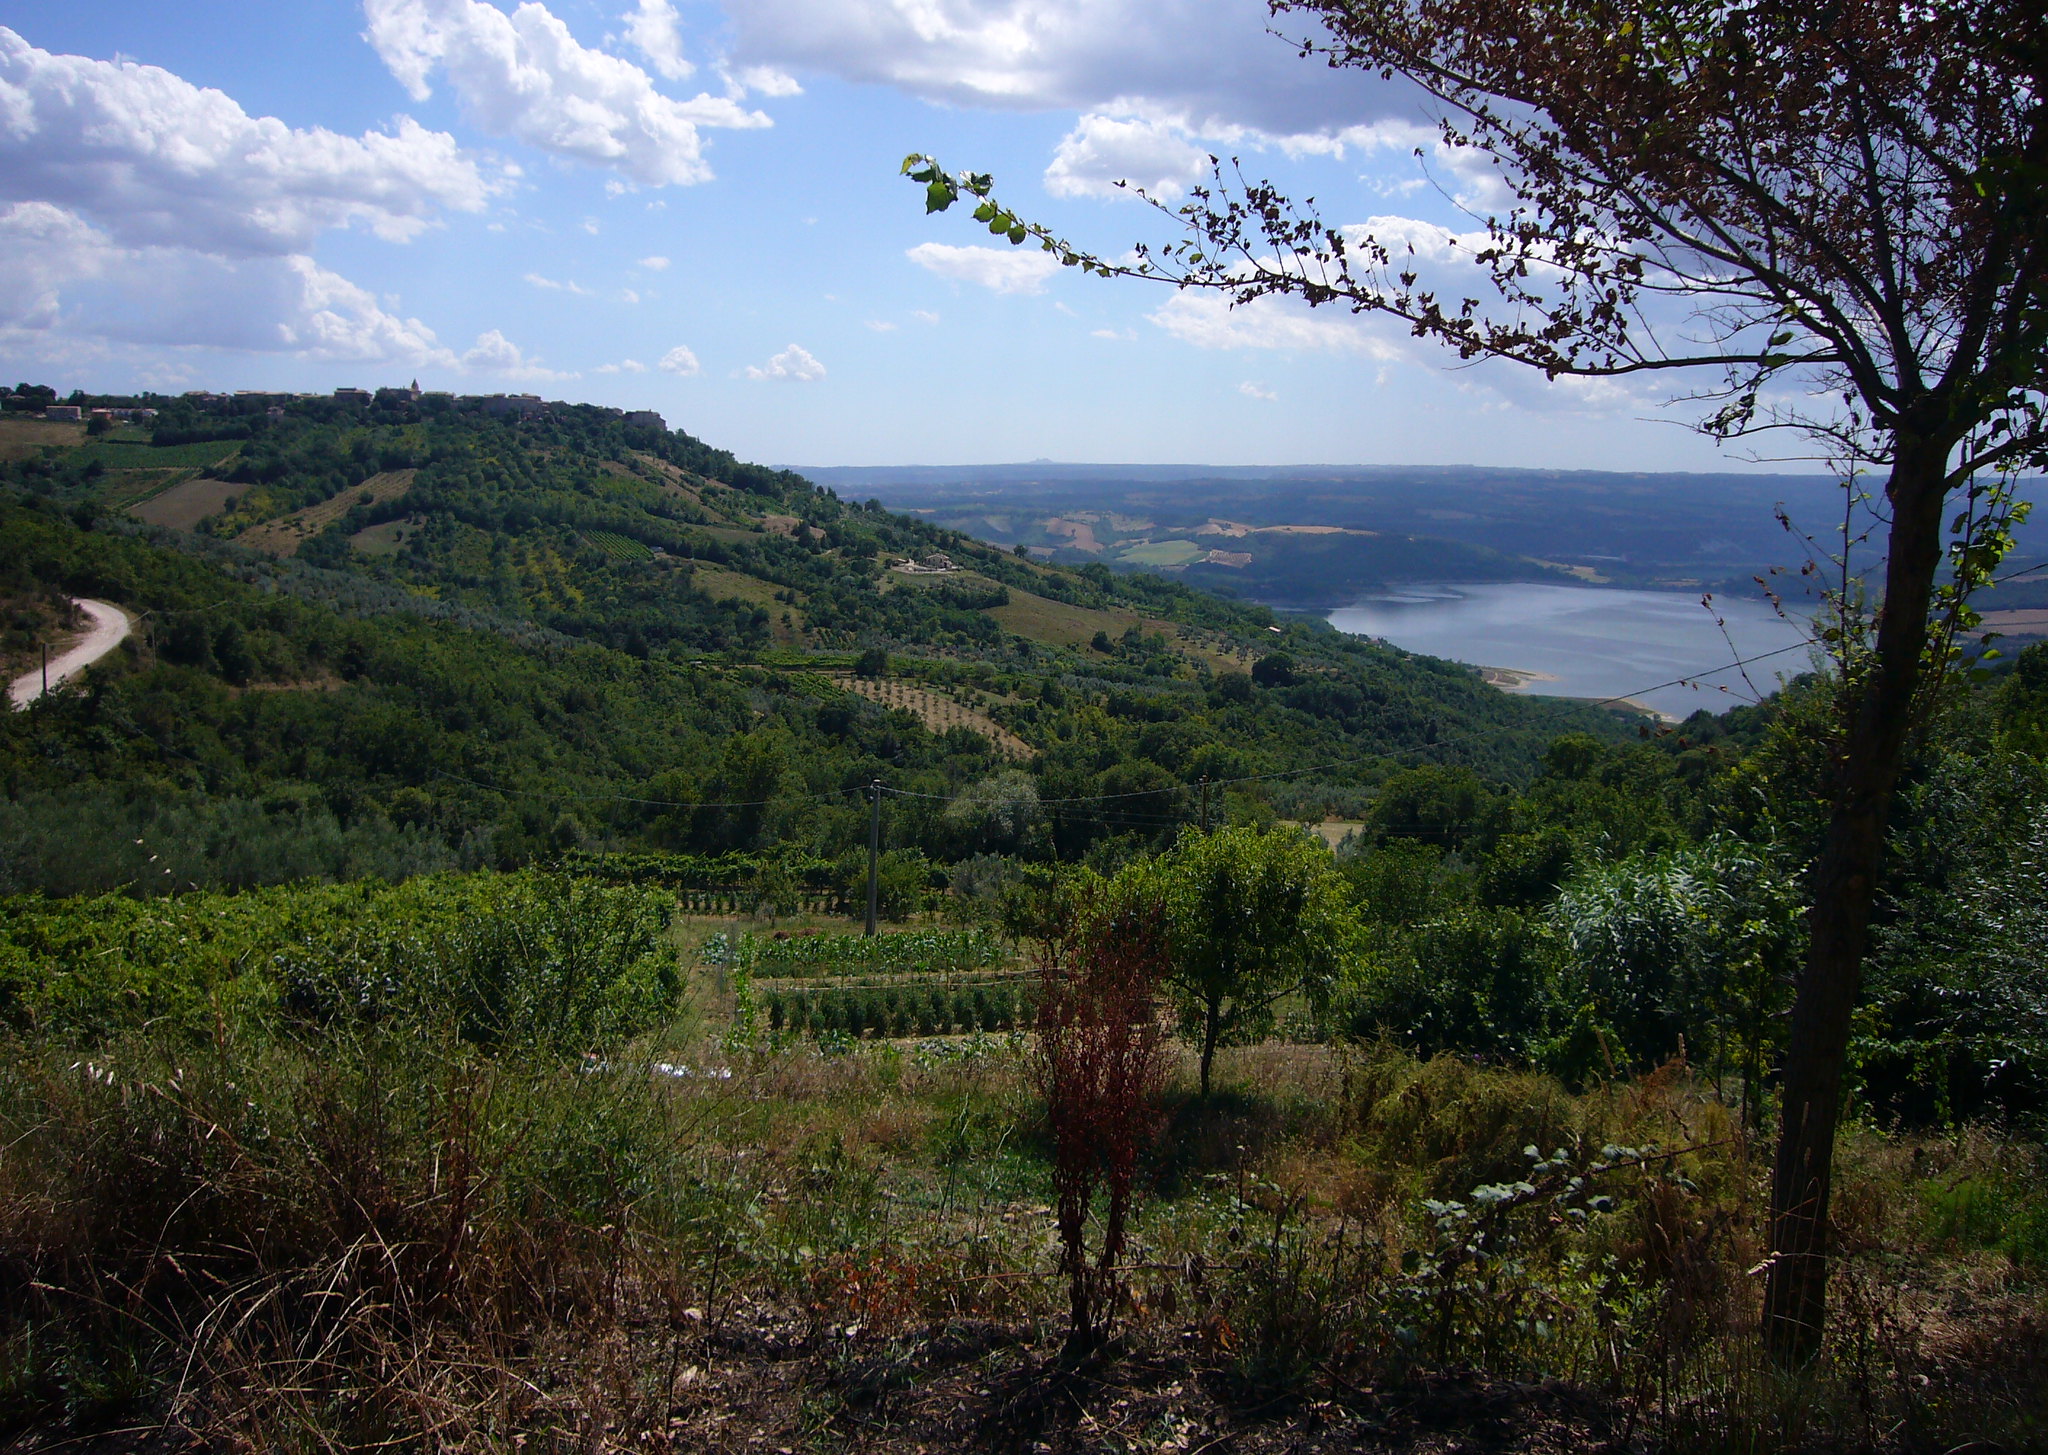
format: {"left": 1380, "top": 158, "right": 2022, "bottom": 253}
{"left": 4, "top": 388, "right": 2046, "bottom": 1449}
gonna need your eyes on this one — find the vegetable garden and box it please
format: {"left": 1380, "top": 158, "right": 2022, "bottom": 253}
{"left": 722, "top": 928, "right": 1039, "bottom": 1039}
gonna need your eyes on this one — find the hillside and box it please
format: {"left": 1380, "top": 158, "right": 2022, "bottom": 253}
{"left": 0, "top": 390, "right": 1638, "bottom": 896}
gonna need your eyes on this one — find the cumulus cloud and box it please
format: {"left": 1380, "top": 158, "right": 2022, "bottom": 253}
{"left": 1147, "top": 290, "right": 1402, "bottom": 357}
{"left": 721, "top": 0, "right": 1399, "bottom": 137}
{"left": 524, "top": 271, "right": 591, "bottom": 294}
{"left": 623, "top": 0, "right": 691, "bottom": 79}
{"left": 0, "top": 200, "right": 455, "bottom": 364}
{"left": 0, "top": 27, "right": 489, "bottom": 256}
{"left": 1044, "top": 111, "right": 1212, "bottom": 199}
{"left": 912, "top": 309, "right": 940, "bottom": 324}
{"left": 594, "top": 358, "right": 648, "bottom": 372}
{"left": 906, "top": 242, "right": 1061, "bottom": 295}
{"left": 364, "top": 0, "right": 773, "bottom": 187}
{"left": 1239, "top": 380, "right": 1276, "bottom": 400}
{"left": 865, "top": 319, "right": 898, "bottom": 332}
{"left": 637, "top": 254, "right": 671, "bottom": 270}
{"left": 462, "top": 327, "right": 573, "bottom": 378}
{"left": 657, "top": 344, "right": 701, "bottom": 375}
{"left": 740, "top": 343, "right": 824, "bottom": 381}
{"left": 732, "top": 65, "right": 802, "bottom": 97}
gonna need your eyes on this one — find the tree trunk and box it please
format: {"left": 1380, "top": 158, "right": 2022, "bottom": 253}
{"left": 1199, "top": 1000, "right": 1221, "bottom": 1099}
{"left": 1761, "top": 436, "right": 1952, "bottom": 1366}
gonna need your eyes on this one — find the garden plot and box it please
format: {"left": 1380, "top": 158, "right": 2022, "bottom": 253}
{"left": 733, "top": 928, "right": 1038, "bottom": 1040}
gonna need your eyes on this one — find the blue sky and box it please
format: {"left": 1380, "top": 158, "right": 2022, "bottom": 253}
{"left": 2, "top": 0, "right": 1789, "bottom": 470}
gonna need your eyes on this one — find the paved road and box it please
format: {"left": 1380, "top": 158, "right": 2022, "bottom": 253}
{"left": 7, "top": 599, "right": 133, "bottom": 709}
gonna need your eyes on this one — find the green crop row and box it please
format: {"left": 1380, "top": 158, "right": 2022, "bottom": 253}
{"left": 582, "top": 529, "right": 654, "bottom": 561}
{"left": 764, "top": 980, "right": 1035, "bottom": 1039}
{"left": 748, "top": 927, "right": 1009, "bottom": 978}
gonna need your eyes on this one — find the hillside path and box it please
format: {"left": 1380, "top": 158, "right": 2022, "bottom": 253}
{"left": 8, "top": 599, "right": 132, "bottom": 709}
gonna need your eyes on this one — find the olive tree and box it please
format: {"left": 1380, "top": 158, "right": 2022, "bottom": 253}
{"left": 908, "top": 0, "right": 2047, "bottom": 1363}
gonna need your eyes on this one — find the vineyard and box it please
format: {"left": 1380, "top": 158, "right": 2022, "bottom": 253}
{"left": 728, "top": 927, "right": 1038, "bottom": 1039}
{"left": 581, "top": 529, "right": 655, "bottom": 562}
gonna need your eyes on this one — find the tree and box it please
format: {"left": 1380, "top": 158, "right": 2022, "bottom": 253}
{"left": 1114, "top": 826, "right": 1357, "bottom": 1096}
{"left": 907, "top": 0, "right": 2047, "bottom": 1362}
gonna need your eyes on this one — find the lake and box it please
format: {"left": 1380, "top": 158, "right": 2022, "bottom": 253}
{"left": 1327, "top": 583, "right": 1815, "bottom": 720}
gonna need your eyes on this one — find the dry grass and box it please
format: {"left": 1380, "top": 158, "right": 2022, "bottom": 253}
{"left": 125, "top": 477, "right": 245, "bottom": 531}
{"left": 0, "top": 417, "right": 85, "bottom": 461}
{"left": 235, "top": 469, "right": 417, "bottom": 556}
{"left": 4, "top": 1016, "right": 2044, "bottom": 1453}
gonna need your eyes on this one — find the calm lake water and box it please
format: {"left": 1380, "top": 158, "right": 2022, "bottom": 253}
{"left": 1327, "top": 583, "right": 1814, "bottom": 720}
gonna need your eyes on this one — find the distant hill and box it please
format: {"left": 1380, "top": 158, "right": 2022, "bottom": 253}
{"left": 0, "top": 391, "right": 1642, "bottom": 896}
{"left": 794, "top": 461, "right": 2048, "bottom": 610}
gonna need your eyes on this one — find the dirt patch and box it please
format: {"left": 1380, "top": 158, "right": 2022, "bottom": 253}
{"left": 236, "top": 469, "right": 416, "bottom": 557}
{"left": 841, "top": 675, "right": 1034, "bottom": 759}
{"left": 1041, "top": 516, "right": 1104, "bottom": 553}
{"left": 127, "top": 477, "right": 244, "bottom": 531}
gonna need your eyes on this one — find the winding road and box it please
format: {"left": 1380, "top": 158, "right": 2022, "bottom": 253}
{"left": 7, "top": 599, "right": 133, "bottom": 710}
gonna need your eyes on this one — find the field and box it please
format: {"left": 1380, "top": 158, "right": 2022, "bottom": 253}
{"left": 0, "top": 417, "right": 85, "bottom": 461}
{"left": 76, "top": 439, "right": 243, "bottom": 471}
{"left": 1116, "top": 539, "right": 1208, "bottom": 567}
{"left": 236, "top": 468, "right": 417, "bottom": 556}
{"left": 347, "top": 518, "right": 413, "bottom": 556}
{"left": 689, "top": 564, "right": 806, "bottom": 642}
{"left": 126, "top": 476, "right": 245, "bottom": 530}
{"left": 583, "top": 529, "right": 655, "bottom": 562}
{"left": 4, "top": 876, "right": 2044, "bottom": 1451}
{"left": 840, "top": 674, "right": 1034, "bottom": 758}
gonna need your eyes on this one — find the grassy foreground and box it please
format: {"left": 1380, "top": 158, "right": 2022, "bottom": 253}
{"left": 2, "top": 895, "right": 2045, "bottom": 1451}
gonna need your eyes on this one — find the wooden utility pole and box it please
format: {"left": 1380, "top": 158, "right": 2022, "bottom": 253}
{"left": 1199, "top": 775, "right": 1210, "bottom": 833}
{"left": 864, "top": 779, "right": 882, "bottom": 936}
{"left": 41, "top": 644, "right": 48, "bottom": 698}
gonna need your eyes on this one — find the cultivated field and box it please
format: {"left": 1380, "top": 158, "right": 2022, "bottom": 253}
{"left": 126, "top": 476, "right": 246, "bottom": 531}
{"left": 841, "top": 674, "right": 1035, "bottom": 758}
{"left": 236, "top": 469, "right": 416, "bottom": 556}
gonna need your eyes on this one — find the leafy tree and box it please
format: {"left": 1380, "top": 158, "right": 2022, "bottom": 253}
{"left": 909, "top": 0, "right": 2048, "bottom": 1360}
{"left": 1112, "top": 826, "right": 1357, "bottom": 1096}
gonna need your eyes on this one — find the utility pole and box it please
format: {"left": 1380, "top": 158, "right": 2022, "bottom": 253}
{"left": 1199, "top": 774, "right": 1210, "bottom": 833}
{"left": 864, "top": 779, "right": 882, "bottom": 937}
{"left": 41, "top": 643, "right": 48, "bottom": 699}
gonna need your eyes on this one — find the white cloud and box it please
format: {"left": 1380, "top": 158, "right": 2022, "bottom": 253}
{"left": 524, "top": 271, "right": 591, "bottom": 294}
{"left": 623, "top": 0, "right": 691, "bottom": 80}
{"left": 741, "top": 343, "right": 825, "bottom": 381}
{"left": 658, "top": 344, "right": 701, "bottom": 374}
{"left": 364, "top": 0, "right": 774, "bottom": 187}
{"left": 906, "top": 242, "right": 1061, "bottom": 295}
{"left": 912, "top": 309, "right": 940, "bottom": 324}
{"left": 1147, "top": 290, "right": 1402, "bottom": 357}
{"left": 462, "top": 327, "right": 573, "bottom": 378}
{"left": 1239, "top": 380, "right": 1276, "bottom": 400}
{"left": 0, "top": 27, "right": 489, "bottom": 256}
{"left": 0, "top": 201, "right": 456, "bottom": 364}
{"left": 1045, "top": 111, "right": 1212, "bottom": 199}
{"left": 732, "top": 65, "right": 802, "bottom": 97}
{"left": 865, "top": 319, "right": 898, "bottom": 332}
{"left": 1090, "top": 327, "right": 1134, "bottom": 340}
{"left": 722, "top": 0, "right": 1400, "bottom": 138}
{"left": 620, "top": 287, "right": 641, "bottom": 303}
{"left": 595, "top": 358, "right": 648, "bottom": 373}
{"left": 637, "top": 254, "right": 671, "bottom": 270}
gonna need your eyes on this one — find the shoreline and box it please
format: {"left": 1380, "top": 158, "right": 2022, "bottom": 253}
{"left": 1478, "top": 664, "right": 1562, "bottom": 692}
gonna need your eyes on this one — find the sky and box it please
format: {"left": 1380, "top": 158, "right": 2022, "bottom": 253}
{"left": 0, "top": 0, "right": 1796, "bottom": 471}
